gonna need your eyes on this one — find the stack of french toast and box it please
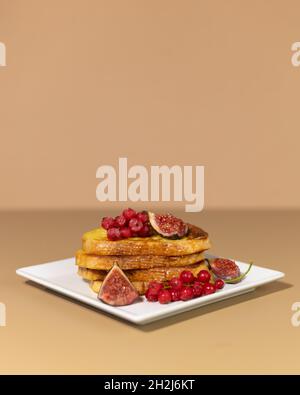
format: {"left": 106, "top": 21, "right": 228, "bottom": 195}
{"left": 76, "top": 210, "right": 212, "bottom": 295}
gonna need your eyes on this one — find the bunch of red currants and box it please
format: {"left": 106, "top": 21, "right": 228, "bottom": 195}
{"left": 101, "top": 208, "right": 151, "bottom": 241}
{"left": 145, "top": 270, "right": 225, "bottom": 304}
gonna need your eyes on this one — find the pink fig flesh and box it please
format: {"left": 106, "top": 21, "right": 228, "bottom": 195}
{"left": 148, "top": 212, "right": 188, "bottom": 238}
{"left": 210, "top": 258, "right": 241, "bottom": 281}
{"left": 98, "top": 265, "right": 139, "bottom": 306}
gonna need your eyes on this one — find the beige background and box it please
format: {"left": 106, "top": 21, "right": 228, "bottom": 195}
{"left": 0, "top": 0, "right": 300, "bottom": 210}
{"left": 0, "top": 0, "right": 300, "bottom": 375}
{"left": 0, "top": 209, "right": 299, "bottom": 374}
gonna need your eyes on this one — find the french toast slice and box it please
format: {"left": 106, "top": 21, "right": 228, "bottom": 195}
{"left": 78, "top": 260, "right": 210, "bottom": 282}
{"left": 82, "top": 224, "right": 211, "bottom": 256}
{"left": 76, "top": 249, "right": 205, "bottom": 270}
{"left": 90, "top": 262, "right": 213, "bottom": 296}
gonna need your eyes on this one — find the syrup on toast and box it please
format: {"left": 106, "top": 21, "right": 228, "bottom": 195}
{"left": 90, "top": 261, "right": 213, "bottom": 296}
{"left": 78, "top": 260, "right": 210, "bottom": 282}
{"left": 76, "top": 249, "right": 205, "bottom": 270}
{"left": 82, "top": 224, "right": 210, "bottom": 256}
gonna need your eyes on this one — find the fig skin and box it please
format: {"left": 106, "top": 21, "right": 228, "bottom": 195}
{"left": 210, "top": 258, "right": 240, "bottom": 281}
{"left": 148, "top": 212, "right": 188, "bottom": 239}
{"left": 209, "top": 258, "right": 252, "bottom": 284}
{"left": 98, "top": 264, "right": 139, "bottom": 306}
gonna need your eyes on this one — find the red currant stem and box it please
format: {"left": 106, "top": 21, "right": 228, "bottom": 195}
{"left": 223, "top": 262, "right": 253, "bottom": 284}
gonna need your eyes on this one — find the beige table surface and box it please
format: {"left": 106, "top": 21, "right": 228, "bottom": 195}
{"left": 0, "top": 210, "right": 299, "bottom": 374}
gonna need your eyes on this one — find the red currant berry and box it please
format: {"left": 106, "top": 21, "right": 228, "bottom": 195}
{"left": 197, "top": 270, "right": 211, "bottom": 283}
{"left": 158, "top": 289, "right": 172, "bottom": 304}
{"left": 138, "top": 224, "right": 151, "bottom": 237}
{"left": 202, "top": 282, "right": 216, "bottom": 296}
{"left": 145, "top": 288, "right": 158, "bottom": 302}
{"left": 122, "top": 208, "right": 136, "bottom": 221}
{"left": 120, "top": 227, "right": 132, "bottom": 239}
{"left": 170, "top": 289, "right": 181, "bottom": 302}
{"left": 192, "top": 281, "right": 204, "bottom": 297}
{"left": 148, "top": 281, "right": 163, "bottom": 293}
{"left": 107, "top": 227, "right": 121, "bottom": 241}
{"left": 129, "top": 218, "right": 143, "bottom": 232}
{"left": 136, "top": 211, "right": 149, "bottom": 223}
{"left": 215, "top": 279, "right": 225, "bottom": 290}
{"left": 101, "top": 217, "right": 115, "bottom": 230}
{"left": 115, "top": 215, "right": 126, "bottom": 227}
{"left": 180, "top": 270, "right": 195, "bottom": 284}
{"left": 180, "top": 287, "right": 194, "bottom": 301}
{"left": 170, "top": 277, "right": 183, "bottom": 291}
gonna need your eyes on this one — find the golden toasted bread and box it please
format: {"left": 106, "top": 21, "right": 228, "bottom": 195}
{"left": 80, "top": 261, "right": 210, "bottom": 282}
{"left": 78, "top": 260, "right": 209, "bottom": 282}
{"left": 82, "top": 224, "right": 211, "bottom": 256}
{"left": 90, "top": 264, "right": 214, "bottom": 296}
{"left": 76, "top": 249, "right": 205, "bottom": 270}
{"left": 78, "top": 266, "right": 107, "bottom": 280}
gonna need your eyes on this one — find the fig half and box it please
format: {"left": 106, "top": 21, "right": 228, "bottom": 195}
{"left": 209, "top": 258, "right": 253, "bottom": 284}
{"left": 148, "top": 212, "right": 188, "bottom": 238}
{"left": 98, "top": 264, "right": 139, "bottom": 306}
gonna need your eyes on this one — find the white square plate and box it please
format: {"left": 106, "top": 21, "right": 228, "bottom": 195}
{"left": 16, "top": 256, "right": 284, "bottom": 325}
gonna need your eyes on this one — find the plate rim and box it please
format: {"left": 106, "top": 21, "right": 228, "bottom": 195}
{"left": 16, "top": 258, "right": 285, "bottom": 325}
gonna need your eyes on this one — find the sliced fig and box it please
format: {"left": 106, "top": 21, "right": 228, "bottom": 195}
{"left": 98, "top": 264, "right": 139, "bottom": 306}
{"left": 148, "top": 212, "right": 188, "bottom": 238}
{"left": 209, "top": 258, "right": 252, "bottom": 284}
{"left": 224, "top": 263, "right": 252, "bottom": 284}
